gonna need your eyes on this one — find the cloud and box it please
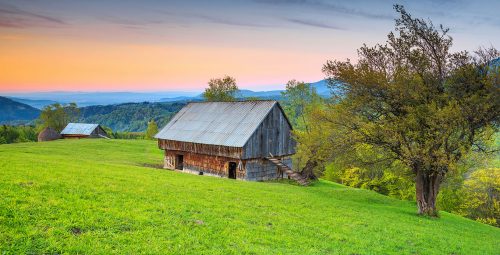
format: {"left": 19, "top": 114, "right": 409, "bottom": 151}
{"left": 155, "top": 10, "right": 271, "bottom": 28}
{"left": 254, "top": 0, "right": 393, "bottom": 20}
{"left": 286, "top": 18, "right": 344, "bottom": 30}
{"left": 194, "top": 14, "right": 270, "bottom": 28}
{"left": 100, "top": 16, "right": 165, "bottom": 30}
{"left": 0, "top": 3, "right": 65, "bottom": 28}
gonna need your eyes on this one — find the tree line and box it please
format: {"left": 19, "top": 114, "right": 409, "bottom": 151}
{"left": 0, "top": 102, "right": 163, "bottom": 144}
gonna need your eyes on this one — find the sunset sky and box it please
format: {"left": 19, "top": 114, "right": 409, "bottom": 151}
{"left": 1, "top": 0, "right": 499, "bottom": 92}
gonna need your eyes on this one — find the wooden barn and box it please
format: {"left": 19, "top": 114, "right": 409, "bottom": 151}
{"left": 155, "top": 100, "right": 296, "bottom": 181}
{"left": 60, "top": 123, "right": 108, "bottom": 139}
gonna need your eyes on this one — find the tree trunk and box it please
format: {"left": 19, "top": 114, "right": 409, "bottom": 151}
{"left": 415, "top": 170, "right": 442, "bottom": 217}
{"left": 300, "top": 159, "right": 318, "bottom": 180}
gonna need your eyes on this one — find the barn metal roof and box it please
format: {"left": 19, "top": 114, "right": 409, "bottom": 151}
{"left": 60, "top": 123, "right": 100, "bottom": 135}
{"left": 155, "top": 101, "right": 281, "bottom": 147}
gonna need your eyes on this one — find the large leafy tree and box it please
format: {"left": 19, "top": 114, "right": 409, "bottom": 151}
{"left": 322, "top": 5, "right": 499, "bottom": 216}
{"left": 202, "top": 75, "right": 239, "bottom": 102}
{"left": 38, "top": 103, "right": 80, "bottom": 133}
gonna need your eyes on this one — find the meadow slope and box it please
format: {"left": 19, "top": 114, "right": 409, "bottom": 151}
{"left": 0, "top": 140, "right": 498, "bottom": 254}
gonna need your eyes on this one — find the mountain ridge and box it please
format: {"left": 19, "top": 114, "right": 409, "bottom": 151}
{"left": 0, "top": 96, "right": 41, "bottom": 124}
{"left": 2, "top": 80, "right": 333, "bottom": 108}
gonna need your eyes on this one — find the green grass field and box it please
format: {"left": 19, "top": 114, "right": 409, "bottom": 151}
{"left": 0, "top": 140, "right": 498, "bottom": 254}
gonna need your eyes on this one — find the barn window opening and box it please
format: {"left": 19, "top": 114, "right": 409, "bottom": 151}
{"left": 228, "top": 162, "right": 237, "bottom": 179}
{"left": 175, "top": 155, "right": 184, "bottom": 170}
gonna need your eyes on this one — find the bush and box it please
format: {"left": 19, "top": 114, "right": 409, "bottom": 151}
{"left": 111, "top": 132, "right": 145, "bottom": 139}
{"left": 459, "top": 168, "right": 500, "bottom": 227}
{"left": 0, "top": 125, "right": 37, "bottom": 144}
{"left": 323, "top": 162, "right": 415, "bottom": 201}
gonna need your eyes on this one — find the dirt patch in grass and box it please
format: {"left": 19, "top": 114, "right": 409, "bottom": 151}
{"left": 18, "top": 181, "right": 34, "bottom": 187}
{"left": 70, "top": 227, "right": 82, "bottom": 235}
{"left": 139, "top": 163, "right": 164, "bottom": 169}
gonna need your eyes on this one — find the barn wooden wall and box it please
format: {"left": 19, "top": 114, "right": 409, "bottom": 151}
{"left": 242, "top": 104, "right": 296, "bottom": 159}
{"left": 164, "top": 150, "right": 292, "bottom": 181}
{"left": 164, "top": 150, "right": 245, "bottom": 179}
{"left": 245, "top": 157, "right": 292, "bottom": 181}
{"left": 159, "top": 140, "right": 242, "bottom": 158}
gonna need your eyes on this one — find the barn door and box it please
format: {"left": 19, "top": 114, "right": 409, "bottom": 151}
{"left": 228, "top": 162, "right": 237, "bottom": 179}
{"left": 175, "top": 155, "right": 184, "bottom": 170}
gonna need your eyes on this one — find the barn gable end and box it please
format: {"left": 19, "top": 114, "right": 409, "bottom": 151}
{"left": 242, "top": 103, "right": 295, "bottom": 159}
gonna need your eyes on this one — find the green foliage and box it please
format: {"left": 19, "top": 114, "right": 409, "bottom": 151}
{"left": 111, "top": 132, "right": 145, "bottom": 140}
{"left": 281, "top": 80, "right": 323, "bottom": 131}
{"left": 100, "top": 126, "right": 113, "bottom": 136}
{"left": 145, "top": 119, "right": 159, "bottom": 140}
{"left": 202, "top": 75, "right": 238, "bottom": 102}
{"left": 0, "top": 125, "right": 37, "bottom": 144}
{"left": 79, "top": 102, "right": 185, "bottom": 132}
{"left": 244, "top": 96, "right": 261, "bottom": 101}
{"left": 437, "top": 139, "right": 500, "bottom": 227}
{"left": 38, "top": 103, "right": 80, "bottom": 133}
{"left": 280, "top": 80, "right": 330, "bottom": 178}
{"left": 0, "top": 140, "right": 498, "bottom": 254}
{"left": 458, "top": 168, "right": 500, "bottom": 226}
{"left": 322, "top": 144, "right": 415, "bottom": 201}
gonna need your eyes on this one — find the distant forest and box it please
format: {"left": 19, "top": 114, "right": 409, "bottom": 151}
{"left": 79, "top": 101, "right": 186, "bottom": 132}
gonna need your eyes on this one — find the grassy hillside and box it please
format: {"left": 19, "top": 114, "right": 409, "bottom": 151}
{"left": 0, "top": 140, "right": 498, "bottom": 254}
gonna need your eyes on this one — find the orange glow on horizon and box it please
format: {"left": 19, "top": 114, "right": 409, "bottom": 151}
{"left": 0, "top": 35, "right": 330, "bottom": 92}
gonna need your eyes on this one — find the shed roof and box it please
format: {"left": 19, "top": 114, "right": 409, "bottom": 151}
{"left": 38, "top": 127, "right": 61, "bottom": 142}
{"left": 155, "top": 100, "right": 289, "bottom": 147}
{"left": 61, "top": 123, "right": 100, "bottom": 135}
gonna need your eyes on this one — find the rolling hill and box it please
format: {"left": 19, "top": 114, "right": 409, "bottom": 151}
{"left": 0, "top": 140, "right": 498, "bottom": 254}
{"left": 0, "top": 96, "right": 40, "bottom": 124}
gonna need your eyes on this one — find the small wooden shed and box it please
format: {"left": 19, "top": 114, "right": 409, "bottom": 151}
{"left": 60, "top": 123, "right": 108, "bottom": 139}
{"left": 155, "top": 100, "right": 296, "bottom": 181}
{"left": 38, "top": 127, "right": 61, "bottom": 142}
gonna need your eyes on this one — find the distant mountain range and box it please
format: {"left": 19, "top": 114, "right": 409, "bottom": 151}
{"left": 8, "top": 97, "right": 58, "bottom": 109}
{"left": 1, "top": 80, "right": 334, "bottom": 108}
{"left": 2, "top": 91, "right": 200, "bottom": 108}
{"left": 0, "top": 96, "right": 41, "bottom": 124}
